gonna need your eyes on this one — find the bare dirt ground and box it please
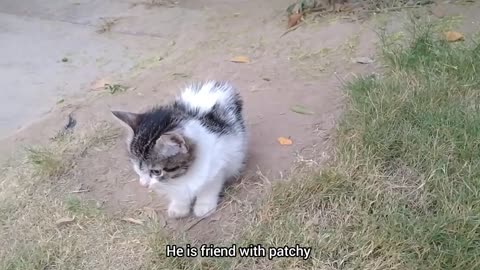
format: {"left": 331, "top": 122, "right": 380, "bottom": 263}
{"left": 1, "top": 0, "right": 479, "bottom": 268}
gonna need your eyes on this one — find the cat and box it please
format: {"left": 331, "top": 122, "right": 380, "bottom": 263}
{"left": 111, "top": 81, "right": 247, "bottom": 218}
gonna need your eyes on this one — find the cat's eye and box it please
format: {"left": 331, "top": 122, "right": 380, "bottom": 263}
{"left": 163, "top": 166, "right": 180, "bottom": 173}
{"left": 150, "top": 169, "right": 162, "bottom": 176}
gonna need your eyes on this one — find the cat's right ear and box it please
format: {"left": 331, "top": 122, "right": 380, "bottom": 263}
{"left": 111, "top": 111, "right": 142, "bottom": 131}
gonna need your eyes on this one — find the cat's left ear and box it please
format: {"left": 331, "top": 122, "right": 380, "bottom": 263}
{"left": 155, "top": 132, "right": 188, "bottom": 157}
{"left": 111, "top": 110, "right": 142, "bottom": 131}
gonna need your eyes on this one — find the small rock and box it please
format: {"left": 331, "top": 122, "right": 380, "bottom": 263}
{"left": 352, "top": 57, "right": 374, "bottom": 64}
{"left": 305, "top": 216, "right": 320, "bottom": 228}
{"left": 96, "top": 201, "right": 104, "bottom": 209}
{"left": 431, "top": 4, "right": 446, "bottom": 18}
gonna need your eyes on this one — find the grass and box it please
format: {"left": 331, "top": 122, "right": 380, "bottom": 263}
{"left": 96, "top": 18, "right": 120, "bottom": 34}
{"left": 143, "top": 19, "right": 480, "bottom": 269}
{"left": 255, "top": 20, "right": 479, "bottom": 269}
{"left": 25, "top": 146, "right": 71, "bottom": 178}
{"left": 0, "top": 123, "right": 134, "bottom": 270}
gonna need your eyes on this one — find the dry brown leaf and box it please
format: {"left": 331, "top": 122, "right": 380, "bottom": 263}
{"left": 288, "top": 12, "right": 303, "bottom": 28}
{"left": 277, "top": 137, "right": 293, "bottom": 145}
{"left": 230, "top": 56, "right": 250, "bottom": 63}
{"left": 121, "top": 217, "right": 144, "bottom": 225}
{"left": 445, "top": 31, "right": 464, "bottom": 42}
{"left": 91, "top": 78, "right": 111, "bottom": 90}
{"left": 56, "top": 217, "right": 75, "bottom": 226}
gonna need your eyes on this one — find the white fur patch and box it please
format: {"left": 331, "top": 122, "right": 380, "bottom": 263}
{"left": 180, "top": 81, "right": 233, "bottom": 113}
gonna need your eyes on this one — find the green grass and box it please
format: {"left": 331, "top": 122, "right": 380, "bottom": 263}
{"left": 276, "top": 21, "right": 479, "bottom": 269}
{"left": 25, "top": 146, "right": 71, "bottom": 178}
{"left": 147, "top": 20, "right": 480, "bottom": 269}
{"left": 64, "top": 196, "right": 102, "bottom": 217}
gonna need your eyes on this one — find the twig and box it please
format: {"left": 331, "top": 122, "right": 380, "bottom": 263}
{"left": 185, "top": 214, "right": 211, "bottom": 231}
{"left": 69, "top": 189, "right": 90, "bottom": 193}
{"left": 280, "top": 22, "right": 303, "bottom": 38}
{"left": 185, "top": 204, "right": 228, "bottom": 231}
{"left": 363, "top": 4, "right": 427, "bottom": 14}
{"left": 334, "top": 72, "right": 347, "bottom": 88}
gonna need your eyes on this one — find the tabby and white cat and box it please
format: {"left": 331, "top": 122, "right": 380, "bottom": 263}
{"left": 112, "top": 81, "right": 247, "bottom": 218}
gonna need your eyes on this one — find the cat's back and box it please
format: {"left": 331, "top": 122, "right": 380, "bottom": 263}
{"left": 176, "top": 81, "right": 245, "bottom": 136}
{"left": 178, "top": 81, "right": 242, "bottom": 114}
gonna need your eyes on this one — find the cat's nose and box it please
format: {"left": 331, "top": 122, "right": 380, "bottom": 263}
{"left": 139, "top": 178, "right": 149, "bottom": 187}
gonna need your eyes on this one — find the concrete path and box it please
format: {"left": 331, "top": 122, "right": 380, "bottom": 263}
{"left": 0, "top": 0, "right": 189, "bottom": 138}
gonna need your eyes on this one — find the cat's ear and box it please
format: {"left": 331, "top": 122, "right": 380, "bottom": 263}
{"left": 155, "top": 132, "right": 188, "bottom": 157}
{"left": 111, "top": 111, "right": 142, "bottom": 131}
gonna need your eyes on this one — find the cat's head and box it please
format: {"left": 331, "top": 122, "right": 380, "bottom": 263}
{"left": 111, "top": 110, "right": 195, "bottom": 187}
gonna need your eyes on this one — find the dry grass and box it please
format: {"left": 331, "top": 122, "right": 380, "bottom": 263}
{"left": 96, "top": 18, "right": 120, "bottom": 34}
{"left": 0, "top": 123, "right": 155, "bottom": 270}
{"left": 131, "top": 0, "right": 178, "bottom": 9}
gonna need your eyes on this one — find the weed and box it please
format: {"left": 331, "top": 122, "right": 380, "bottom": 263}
{"left": 104, "top": 83, "right": 127, "bottom": 94}
{"left": 25, "top": 146, "right": 70, "bottom": 178}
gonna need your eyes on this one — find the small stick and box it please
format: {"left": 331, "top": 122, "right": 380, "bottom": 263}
{"left": 363, "top": 4, "right": 426, "bottom": 14}
{"left": 334, "top": 72, "right": 347, "bottom": 87}
{"left": 185, "top": 215, "right": 210, "bottom": 231}
{"left": 185, "top": 204, "right": 227, "bottom": 231}
{"left": 69, "top": 189, "right": 90, "bottom": 193}
{"left": 280, "top": 22, "right": 303, "bottom": 38}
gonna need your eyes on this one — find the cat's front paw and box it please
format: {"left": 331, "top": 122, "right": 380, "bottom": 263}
{"left": 167, "top": 203, "right": 190, "bottom": 219}
{"left": 193, "top": 201, "right": 217, "bottom": 218}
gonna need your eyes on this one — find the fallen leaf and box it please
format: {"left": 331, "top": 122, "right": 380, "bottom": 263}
{"left": 56, "top": 217, "right": 75, "bottom": 226}
{"left": 230, "top": 56, "right": 250, "bottom": 63}
{"left": 121, "top": 217, "right": 144, "bottom": 225}
{"left": 172, "top": 72, "right": 190, "bottom": 78}
{"left": 352, "top": 57, "right": 374, "bottom": 64}
{"left": 290, "top": 105, "right": 314, "bottom": 115}
{"left": 91, "top": 78, "right": 111, "bottom": 90}
{"left": 277, "top": 137, "right": 293, "bottom": 145}
{"left": 288, "top": 12, "right": 303, "bottom": 28}
{"left": 445, "top": 31, "right": 464, "bottom": 42}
